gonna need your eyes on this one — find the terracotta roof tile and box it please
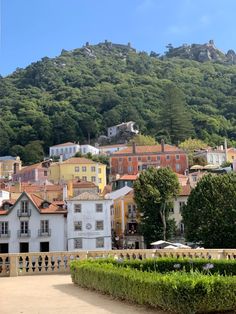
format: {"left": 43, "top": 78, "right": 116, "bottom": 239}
{"left": 179, "top": 185, "right": 191, "bottom": 196}
{"left": 52, "top": 157, "right": 99, "bottom": 165}
{"left": 119, "top": 174, "right": 138, "bottom": 180}
{"left": 112, "top": 145, "right": 182, "bottom": 155}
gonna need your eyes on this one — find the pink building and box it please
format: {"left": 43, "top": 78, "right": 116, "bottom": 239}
{"left": 12, "top": 161, "right": 51, "bottom": 183}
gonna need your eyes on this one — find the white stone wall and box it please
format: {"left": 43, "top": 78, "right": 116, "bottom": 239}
{"left": 0, "top": 190, "right": 10, "bottom": 206}
{"left": 170, "top": 195, "right": 188, "bottom": 231}
{"left": 0, "top": 194, "right": 66, "bottom": 253}
{"left": 67, "top": 199, "right": 112, "bottom": 251}
{"left": 80, "top": 145, "right": 99, "bottom": 155}
{"left": 50, "top": 144, "right": 80, "bottom": 160}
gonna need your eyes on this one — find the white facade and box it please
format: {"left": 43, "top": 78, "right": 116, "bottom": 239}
{"left": 0, "top": 193, "right": 66, "bottom": 253}
{"left": 107, "top": 121, "right": 138, "bottom": 138}
{"left": 80, "top": 145, "right": 99, "bottom": 155}
{"left": 67, "top": 192, "right": 113, "bottom": 251}
{"left": 0, "top": 190, "right": 10, "bottom": 206}
{"left": 170, "top": 195, "right": 188, "bottom": 236}
{"left": 194, "top": 149, "right": 226, "bottom": 166}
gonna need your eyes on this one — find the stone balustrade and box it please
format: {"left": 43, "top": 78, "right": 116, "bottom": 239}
{"left": 0, "top": 248, "right": 235, "bottom": 277}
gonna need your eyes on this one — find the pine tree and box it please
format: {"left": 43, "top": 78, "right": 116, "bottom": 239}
{"left": 158, "top": 84, "right": 194, "bottom": 144}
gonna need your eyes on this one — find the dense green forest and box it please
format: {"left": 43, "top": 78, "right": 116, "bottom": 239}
{"left": 1, "top": 41, "right": 236, "bottom": 161}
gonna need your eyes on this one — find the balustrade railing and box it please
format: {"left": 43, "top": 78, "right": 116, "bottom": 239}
{"left": 0, "top": 248, "right": 235, "bottom": 278}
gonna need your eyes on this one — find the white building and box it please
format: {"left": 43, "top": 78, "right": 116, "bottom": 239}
{"left": 67, "top": 192, "right": 113, "bottom": 251}
{"left": 0, "top": 190, "right": 10, "bottom": 206}
{"left": 99, "top": 144, "right": 128, "bottom": 155}
{"left": 193, "top": 147, "right": 227, "bottom": 166}
{"left": 0, "top": 192, "right": 66, "bottom": 253}
{"left": 107, "top": 121, "right": 138, "bottom": 138}
{"left": 49, "top": 142, "right": 99, "bottom": 160}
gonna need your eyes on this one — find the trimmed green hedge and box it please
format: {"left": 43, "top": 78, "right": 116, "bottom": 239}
{"left": 70, "top": 260, "right": 236, "bottom": 314}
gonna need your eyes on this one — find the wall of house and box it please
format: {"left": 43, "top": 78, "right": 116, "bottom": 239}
{"left": 0, "top": 194, "right": 66, "bottom": 253}
{"left": 0, "top": 190, "right": 10, "bottom": 206}
{"left": 80, "top": 145, "right": 99, "bottom": 155}
{"left": 110, "top": 153, "right": 188, "bottom": 175}
{"left": 170, "top": 195, "right": 188, "bottom": 235}
{"left": 50, "top": 144, "right": 80, "bottom": 160}
{"left": 48, "top": 163, "right": 106, "bottom": 193}
{"left": 67, "top": 199, "right": 112, "bottom": 251}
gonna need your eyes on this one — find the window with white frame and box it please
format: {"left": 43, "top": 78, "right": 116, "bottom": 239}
{"left": 21, "top": 200, "right": 29, "bottom": 213}
{"left": 128, "top": 166, "right": 133, "bottom": 173}
{"left": 91, "top": 166, "right": 96, "bottom": 172}
{"left": 74, "top": 204, "right": 81, "bottom": 213}
{"left": 96, "top": 237, "right": 104, "bottom": 248}
{"left": 74, "top": 238, "right": 82, "bottom": 249}
{"left": 166, "top": 155, "right": 170, "bottom": 160}
{"left": 82, "top": 176, "right": 87, "bottom": 181}
{"left": 40, "top": 220, "right": 49, "bottom": 233}
{"left": 0, "top": 222, "right": 8, "bottom": 235}
{"left": 20, "top": 221, "right": 28, "bottom": 234}
{"left": 75, "top": 166, "right": 80, "bottom": 172}
{"left": 176, "top": 163, "right": 181, "bottom": 171}
{"left": 96, "top": 220, "right": 104, "bottom": 230}
{"left": 82, "top": 166, "right": 86, "bottom": 172}
{"left": 176, "top": 155, "right": 180, "bottom": 160}
{"left": 91, "top": 176, "right": 96, "bottom": 182}
{"left": 96, "top": 204, "right": 103, "bottom": 212}
{"left": 74, "top": 221, "right": 82, "bottom": 231}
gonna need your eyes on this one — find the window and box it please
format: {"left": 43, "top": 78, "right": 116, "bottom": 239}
{"left": 118, "top": 157, "right": 122, "bottom": 162}
{"left": 176, "top": 155, "right": 180, "bottom": 160}
{"left": 21, "top": 201, "right": 29, "bottom": 212}
{"left": 96, "top": 204, "right": 103, "bottom": 212}
{"left": 74, "top": 238, "right": 82, "bottom": 249}
{"left": 156, "top": 155, "right": 161, "bottom": 162}
{"left": 91, "top": 176, "right": 96, "bottom": 182}
{"left": 128, "top": 157, "right": 132, "bottom": 162}
{"left": 82, "top": 166, "right": 86, "bottom": 172}
{"left": 147, "top": 156, "right": 151, "bottom": 161}
{"left": 138, "top": 156, "right": 142, "bottom": 161}
{"left": 0, "top": 222, "right": 8, "bottom": 235}
{"left": 20, "top": 221, "right": 28, "bottom": 234}
{"left": 169, "top": 207, "right": 174, "bottom": 213}
{"left": 128, "top": 166, "right": 133, "bottom": 173}
{"left": 166, "top": 155, "right": 170, "bottom": 160}
{"left": 91, "top": 166, "right": 96, "bottom": 172}
{"left": 96, "top": 237, "right": 104, "bottom": 248}
{"left": 74, "top": 204, "right": 81, "bottom": 213}
{"left": 44, "top": 171, "right": 47, "bottom": 176}
{"left": 176, "top": 164, "right": 181, "bottom": 171}
{"left": 75, "top": 166, "right": 80, "bottom": 172}
{"left": 98, "top": 168, "right": 101, "bottom": 174}
{"left": 96, "top": 220, "right": 104, "bottom": 230}
{"left": 69, "top": 147, "right": 72, "bottom": 153}
{"left": 180, "top": 223, "right": 184, "bottom": 234}
{"left": 40, "top": 220, "right": 49, "bottom": 233}
{"left": 192, "top": 175, "right": 197, "bottom": 182}
{"left": 74, "top": 221, "right": 82, "bottom": 231}
{"left": 179, "top": 202, "right": 186, "bottom": 213}
{"left": 82, "top": 176, "right": 87, "bottom": 181}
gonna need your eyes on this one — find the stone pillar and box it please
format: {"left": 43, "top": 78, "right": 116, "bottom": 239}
{"left": 217, "top": 249, "right": 226, "bottom": 260}
{"left": 10, "top": 254, "right": 18, "bottom": 277}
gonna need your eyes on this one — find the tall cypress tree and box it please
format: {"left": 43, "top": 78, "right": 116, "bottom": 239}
{"left": 158, "top": 84, "right": 194, "bottom": 144}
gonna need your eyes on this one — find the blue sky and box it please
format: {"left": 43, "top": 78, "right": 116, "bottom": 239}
{"left": 1, "top": 0, "right": 236, "bottom": 76}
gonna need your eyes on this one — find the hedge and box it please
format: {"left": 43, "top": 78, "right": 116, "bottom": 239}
{"left": 70, "top": 260, "right": 236, "bottom": 314}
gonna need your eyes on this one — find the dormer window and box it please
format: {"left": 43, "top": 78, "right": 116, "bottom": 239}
{"left": 21, "top": 201, "right": 29, "bottom": 212}
{"left": 2, "top": 203, "right": 10, "bottom": 210}
{"left": 42, "top": 202, "right": 49, "bottom": 209}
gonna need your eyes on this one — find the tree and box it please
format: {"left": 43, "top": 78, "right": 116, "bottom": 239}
{"left": 128, "top": 134, "right": 156, "bottom": 146}
{"left": 182, "top": 173, "right": 236, "bottom": 248}
{"left": 23, "top": 141, "right": 45, "bottom": 165}
{"left": 158, "top": 84, "right": 194, "bottom": 144}
{"left": 134, "top": 167, "right": 180, "bottom": 246}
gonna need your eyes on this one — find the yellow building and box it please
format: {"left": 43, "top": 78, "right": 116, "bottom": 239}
{"left": 48, "top": 157, "right": 106, "bottom": 193}
{"left": 0, "top": 156, "right": 21, "bottom": 179}
{"left": 109, "top": 187, "right": 144, "bottom": 249}
{"left": 227, "top": 148, "right": 236, "bottom": 163}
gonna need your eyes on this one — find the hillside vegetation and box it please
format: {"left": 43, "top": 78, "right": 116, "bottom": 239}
{"left": 1, "top": 41, "right": 236, "bottom": 159}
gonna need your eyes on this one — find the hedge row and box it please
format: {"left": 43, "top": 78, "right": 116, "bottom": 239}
{"left": 91, "top": 257, "right": 236, "bottom": 275}
{"left": 70, "top": 260, "right": 236, "bottom": 314}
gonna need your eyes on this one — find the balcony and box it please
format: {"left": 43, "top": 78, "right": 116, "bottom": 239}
{"left": 17, "top": 230, "right": 31, "bottom": 238}
{"left": 17, "top": 209, "right": 31, "bottom": 217}
{"left": 127, "top": 212, "right": 137, "bottom": 219}
{"left": 0, "top": 231, "right": 11, "bottom": 238}
{"left": 38, "top": 229, "right": 51, "bottom": 237}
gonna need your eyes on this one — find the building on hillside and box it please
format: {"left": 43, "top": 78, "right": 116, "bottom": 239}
{"left": 0, "top": 190, "right": 10, "bottom": 206}
{"left": 107, "top": 121, "right": 138, "bottom": 138}
{"left": 170, "top": 185, "right": 191, "bottom": 241}
{"left": 67, "top": 179, "right": 98, "bottom": 198}
{"left": 48, "top": 157, "right": 106, "bottom": 193}
{"left": 227, "top": 148, "right": 236, "bottom": 163}
{"left": 193, "top": 147, "right": 227, "bottom": 166}
{"left": 106, "top": 186, "right": 144, "bottom": 249}
{"left": 188, "top": 171, "right": 206, "bottom": 188}
{"left": 110, "top": 142, "right": 188, "bottom": 176}
{"left": 49, "top": 142, "right": 99, "bottom": 160}
{"left": 98, "top": 144, "right": 128, "bottom": 155}
{"left": 66, "top": 192, "right": 112, "bottom": 251}
{"left": 12, "top": 160, "right": 51, "bottom": 183}
{"left": 0, "top": 192, "right": 66, "bottom": 253}
{"left": 111, "top": 174, "right": 138, "bottom": 190}
{"left": 0, "top": 156, "right": 21, "bottom": 179}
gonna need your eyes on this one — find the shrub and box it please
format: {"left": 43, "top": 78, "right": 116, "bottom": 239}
{"left": 70, "top": 260, "right": 236, "bottom": 314}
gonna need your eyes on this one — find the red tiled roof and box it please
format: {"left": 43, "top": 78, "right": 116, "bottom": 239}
{"left": 112, "top": 145, "right": 182, "bottom": 155}
{"left": 50, "top": 142, "right": 77, "bottom": 148}
{"left": 53, "top": 157, "right": 99, "bottom": 165}
{"left": 72, "top": 180, "right": 97, "bottom": 188}
{"left": 15, "top": 162, "right": 42, "bottom": 174}
{"left": 28, "top": 193, "right": 66, "bottom": 214}
{"left": 119, "top": 174, "right": 138, "bottom": 181}
{"left": 179, "top": 185, "right": 191, "bottom": 196}
{"left": 99, "top": 144, "right": 127, "bottom": 149}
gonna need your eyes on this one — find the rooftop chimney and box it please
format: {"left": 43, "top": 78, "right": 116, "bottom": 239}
{"left": 132, "top": 142, "right": 136, "bottom": 154}
{"left": 161, "top": 139, "right": 165, "bottom": 153}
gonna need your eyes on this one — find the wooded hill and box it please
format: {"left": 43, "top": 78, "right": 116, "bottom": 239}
{"left": 1, "top": 40, "right": 236, "bottom": 161}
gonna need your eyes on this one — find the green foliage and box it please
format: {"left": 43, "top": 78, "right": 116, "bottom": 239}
{"left": 134, "top": 167, "right": 180, "bottom": 244}
{"left": 183, "top": 173, "right": 236, "bottom": 248}
{"left": 2, "top": 43, "right": 236, "bottom": 160}
{"left": 128, "top": 133, "right": 157, "bottom": 145}
{"left": 179, "top": 138, "right": 208, "bottom": 166}
{"left": 70, "top": 259, "right": 236, "bottom": 314}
